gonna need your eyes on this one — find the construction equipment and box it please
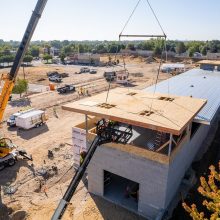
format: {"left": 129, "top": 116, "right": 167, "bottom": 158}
{"left": 0, "top": 0, "right": 48, "bottom": 169}
{"left": 52, "top": 119, "right": 132, "bottom": 220}
{"left": 0, "top": 138, "right": 32, "bottom": 171}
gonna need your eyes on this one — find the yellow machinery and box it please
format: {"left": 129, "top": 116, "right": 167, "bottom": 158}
{"left": 0, "top": 0, "right": 48, "bottom": 170}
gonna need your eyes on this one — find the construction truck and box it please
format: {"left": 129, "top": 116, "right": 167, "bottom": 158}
{"left": 7, "top": 108, "right": 34, "bottom": 127}
{"left": 0, "top": 0, "right": 48, "bottom": 170}
{"left": 0, "top": 138, "right": 32, "bottom": 171}
{"left": 15, "top": 109, "right": 47, "bottom": 129}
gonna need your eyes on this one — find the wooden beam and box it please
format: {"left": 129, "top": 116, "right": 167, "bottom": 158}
{"left": 156, "top": 140, "right": 170, "bottom": 152}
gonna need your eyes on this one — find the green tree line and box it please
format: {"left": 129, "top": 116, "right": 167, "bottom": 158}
{"left": 1, "top": 39, "right": 220, "bottom": 65}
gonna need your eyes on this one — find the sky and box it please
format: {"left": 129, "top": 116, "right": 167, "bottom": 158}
{"left": 0, "top": 0, "right": 220, "bottom": 41}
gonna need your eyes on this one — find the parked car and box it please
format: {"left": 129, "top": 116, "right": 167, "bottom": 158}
{"left": 80, "top": 67, "right": 90, "bottom": 73}
{"left": 57, "top": 84, "right": 76, "bottom": 94}
{"left": 48, "top": 75, "right": 62, "bottom": 82}
{"left": 90, "top": 69, "right": 97, "bottom": 74}
{"left": 47, "top": 71, "right": 69, "bottom": 78}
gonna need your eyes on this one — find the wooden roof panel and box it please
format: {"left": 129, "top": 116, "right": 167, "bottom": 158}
{"left": 63, "top": 88, "right": 207, "bottom": 135}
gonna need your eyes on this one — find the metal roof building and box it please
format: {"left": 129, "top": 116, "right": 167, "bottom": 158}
{"left": 144, "top": 68, "right": 220, "bottom": 125}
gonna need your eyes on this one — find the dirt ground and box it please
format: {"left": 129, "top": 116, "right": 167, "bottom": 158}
{"left": 0, "top": 58, "right": 186, "bottom": 220}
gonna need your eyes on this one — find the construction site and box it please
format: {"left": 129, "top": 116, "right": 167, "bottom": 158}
{"left": 1, "top": 0, "right": 220, "bottom": 220}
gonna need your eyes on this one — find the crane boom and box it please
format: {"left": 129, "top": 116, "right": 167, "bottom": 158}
{"left": 0, "top": 0, "right": 48, "bottom": 121}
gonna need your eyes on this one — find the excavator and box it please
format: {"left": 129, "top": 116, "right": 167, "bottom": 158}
{"left": 0, "top": 0, "right": 48, "bottom": 170}
{"left": 1, "top": 0, "right": 133, "bottom": 219}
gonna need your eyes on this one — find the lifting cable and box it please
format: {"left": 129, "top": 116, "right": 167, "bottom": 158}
{"left": 105, "top": 0, "right": 142, "bottom": 103}
{"left": 144, "top": 0, "right": 166, "bottom": 37}
{"left": 105, "top": 0, "right": 167, "bottom": 106}
{"left": 119, "top": 0, "right": 142, "bottom": 37}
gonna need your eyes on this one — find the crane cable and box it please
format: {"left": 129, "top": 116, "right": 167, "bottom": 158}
{"left": 119, "top": 0, "right": 142, "bottom": 36}
{"left": 144, "top": 0, "right": 166, "bottom": 37}
{"left": 106, "top": 0, "right": 168, "bottom": 105}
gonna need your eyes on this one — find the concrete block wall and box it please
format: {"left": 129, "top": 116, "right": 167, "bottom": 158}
{"left": 165, "top": 124, "right": 209, "bottom": 207}
{"left": 87, "top": 121, "right": 215, "bottom": 219}
{"left": 88, "top": 145, "right": 169, "bottom": 219}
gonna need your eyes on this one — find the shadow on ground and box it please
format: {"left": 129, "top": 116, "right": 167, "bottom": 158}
{"left": 9, "top": 98, "right": 31, "bottom": 108}
{"left": 90, "top": 194, "right": 146, "bottom": 220}
{"left": 0, "top": 203, "right": 27, "bottom": 220}
{"left": 0, "top": 159, "right": 33, "bottom": 186}
{"left": 17, "top": 124, "right": 49, "bottom": 140}
{"left": 0, "top": 159, "right": 34, "bottom": 220}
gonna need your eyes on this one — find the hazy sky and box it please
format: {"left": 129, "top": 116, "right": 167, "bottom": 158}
{"left": 1, "top": 0, "right": 220, "bottom": 41}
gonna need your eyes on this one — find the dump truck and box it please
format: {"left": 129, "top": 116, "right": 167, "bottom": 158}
{"left": 15, "top": 109, "right": 47, "bottom": 129}
{"left": 57, "top": 84, "right": 75, "bottom": 94}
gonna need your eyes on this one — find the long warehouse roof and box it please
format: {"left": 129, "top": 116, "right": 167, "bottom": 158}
{"left": 144, "top": 68, "right": 220, "bottom": 124}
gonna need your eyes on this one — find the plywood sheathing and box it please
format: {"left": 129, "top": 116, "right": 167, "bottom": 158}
{"left": 198, "top": 60, "right": 220, "bottom": 65}
{"left": 63, "top": 88, "right": 207, "bottom": 135}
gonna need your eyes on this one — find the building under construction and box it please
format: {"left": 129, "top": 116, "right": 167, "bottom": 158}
{"left": 62, "top": 63, "right": 220, "bottom": 219}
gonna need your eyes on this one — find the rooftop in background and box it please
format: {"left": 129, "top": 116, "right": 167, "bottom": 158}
{"left": 144, "top": 68, "right": 220, "bottom": 125}
{"left": 63, "top": 88, "right": 206, "bottom": 135}
{"left": 198, "top": 60, "right": 220, "bottom": 65}
{"left": 161, "top": 63, "right": 185, "bottom": 69}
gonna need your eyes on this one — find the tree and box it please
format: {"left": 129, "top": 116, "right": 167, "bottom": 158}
{"left": 207, "top": 40, "right": 220, "bottom": 53}
{"left": 189, "top": 47, "right": 195, "bottom": 57}
{"left": 183, "top": 163, "right": 220, "bottom": 220}
{"left": 137, "top": 41, "right": 155, "bottom": 51}
{"left": 43, "top": 54, "right": 52, "bottom": 63}
{"left": 12, "top": 79, "right": 28, "bottom": 97}
{"left": 60, "top": 52, "right": 66, "bottom": 63}
{"left": 30, "top": 46, "right": 40, "bottom": 57}
{"left": 154, "top": 45, "right": 162, "bottom": 56}
{"left": 23, "top": 55, "right": 33, "bottom": 65}
{"left": 176, "top": 42, "right": 186, "bottom": 54}
{"left": 126, "top": 43, "right": 135, "bottom": 51}
{"left": 62, "top": 45, "right": 73, "bottom": 56}
{"left": 51, "top": 40, "right": 62, "bottom": 49}
{"left": 108, "top": 43, "right": 119, "bottom": 53}
{"left": 44, "top": 44, "right": 51, "bottom": 54}
{"left": 0, "top": 55, "right": 15, "bottom": 66}
{"left": 95, "top": 44, "right": 107, "bottom": 54}
{"left": 78, "top": 44, "right": 85, "bottom": 53}
{"left": 201, "top": 46, "right": 208, "bottom": 56}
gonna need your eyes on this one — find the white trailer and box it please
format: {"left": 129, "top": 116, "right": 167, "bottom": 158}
{"left": 15, "top": 110, "right": 47, "bottom": 129}
{"left": 7, "top": 108, "right": 34, "bottom": 127}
